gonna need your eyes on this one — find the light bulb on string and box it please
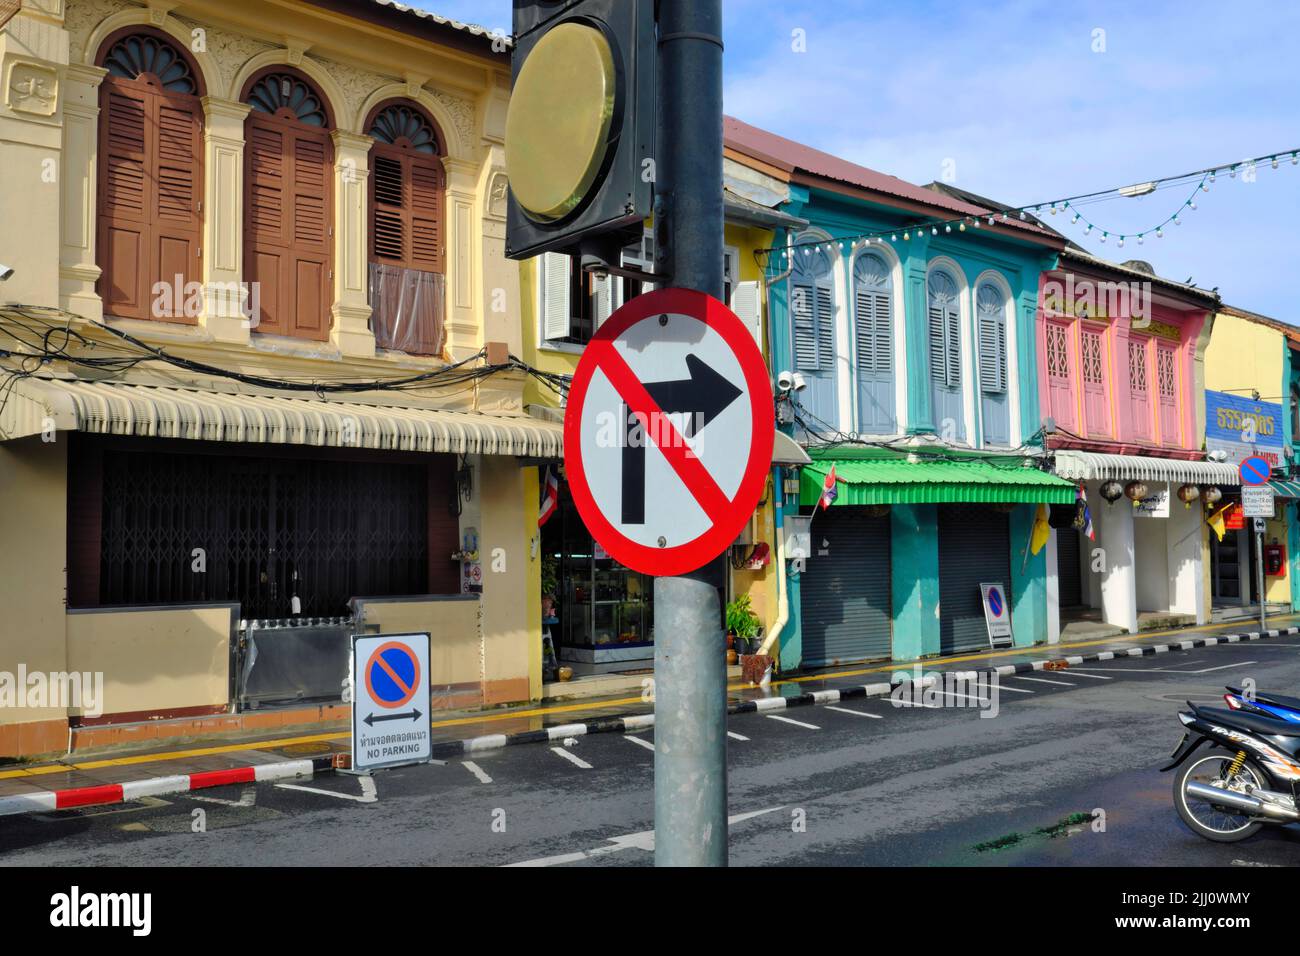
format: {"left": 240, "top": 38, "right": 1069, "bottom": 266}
{"left": 944, "top": 224, "right": 952, "bottom": 233}
{"left": 1084, "top": 224, "right": 1092, "bottom": 234}
{"left": 1156, "top": 228, "right": 1164, "bottom": 238}
{"left": 891, "top": 234, "right": 898, "bottom": 241}
{"left": 1174, "top": 215, "right": 1181, "bottom": 226}
{"left": 1137, "top": 235, "right": 1144, "bottom": 245}
{"left": 1117, "top": 237, "right": 1125, "bottom": 248}
{"left": 1272, "top": 156, "right": 1280, "bottom": 169}
{"left": 1099, "top": 232, "right": 1107, "bottom": 243}
{"left": 1292, "top": 152, "right": 1298, "bottom": 165}
{"left": 1071, "top": 214, "right": 1080, "bottom": 224}
{"left": 931, "top": 227, "right": 938, "bottom": 235}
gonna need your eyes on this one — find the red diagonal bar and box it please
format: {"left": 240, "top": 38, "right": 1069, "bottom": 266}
{"left": 590, "top": 339, "right": 733, "bottom": 520}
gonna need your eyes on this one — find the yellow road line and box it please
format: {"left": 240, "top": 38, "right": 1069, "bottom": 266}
{"left": 3, "top": 613, "right": 1291, "bottom": 780}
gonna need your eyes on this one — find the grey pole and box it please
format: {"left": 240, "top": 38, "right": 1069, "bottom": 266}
{"left": 1257, "top": 523, "right": 1267, "bottom": 632}
{"left": 653, "top": 0, "right": 728, "bottom": 867}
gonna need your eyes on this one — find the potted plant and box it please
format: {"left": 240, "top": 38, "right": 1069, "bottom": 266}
{"left": 726, "top": 594, "right": 762, "bottom": 657}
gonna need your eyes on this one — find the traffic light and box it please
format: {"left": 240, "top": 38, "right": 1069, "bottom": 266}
{"left": 504, "top": 0, "right": 656, "bottom": 264}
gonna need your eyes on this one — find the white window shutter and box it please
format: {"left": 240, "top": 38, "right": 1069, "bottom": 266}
{"left": 542, "top": 253, "right": 570, "bottom": 340}
{"left": 592, "top": 273, "right": 613, "bottom": 327}
{"left": 733, "top": 280, "right": 762, "bottom": 346}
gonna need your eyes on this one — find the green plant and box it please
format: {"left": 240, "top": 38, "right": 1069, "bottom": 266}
{"left": 725, "top": 593, "right": 761, "bottom": 642}
{"left": 540, "top": 554, "right": 559, "bottom": 599}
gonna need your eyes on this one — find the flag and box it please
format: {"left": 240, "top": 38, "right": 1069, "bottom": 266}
{"left": 1077, "top": 484, "right": 1095, "bottom": 540}
{"left": 819, "top": 464, "right": 840, "bottom": 510}
{"left": 1207, "top": 502, "right": 1228, "bottom": 542}
{"left": 1029, "top": 503, "right": 1051, "bottom": 555}
{"left": 538, "top": 467, "right": 559, "bottom": 527}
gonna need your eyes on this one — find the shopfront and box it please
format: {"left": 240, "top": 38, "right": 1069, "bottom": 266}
{"left": 790, "top": 447, "right": 1075, "bottom": 667}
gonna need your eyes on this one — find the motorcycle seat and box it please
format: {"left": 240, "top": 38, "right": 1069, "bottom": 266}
{"left": 1196, "top": 705, "right": 1300, "bottom": 737}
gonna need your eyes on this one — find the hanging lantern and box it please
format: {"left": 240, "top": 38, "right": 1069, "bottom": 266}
{"left": 1176, "top": 484, "right": 1201, "bottom": 509}
{"left": 1203, "top": 485, "right": 1223, "bottom": 506}
{"left": 1124, "top": 481, "right": 1149, "bottom": 505}
{"left": 1100, "top": 480, "right": 1125, "bottom": 503}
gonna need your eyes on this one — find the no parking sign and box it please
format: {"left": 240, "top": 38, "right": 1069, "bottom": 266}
{"left": 351, "top": 633, "right": 431, "bottom": 772}
{"left": 979, "top": 583, "right": 1014, "bottom": 649}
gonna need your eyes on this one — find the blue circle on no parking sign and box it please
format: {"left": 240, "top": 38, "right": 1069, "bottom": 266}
{"left": 987, "top": 587, "right": 1004, "bottom": 618}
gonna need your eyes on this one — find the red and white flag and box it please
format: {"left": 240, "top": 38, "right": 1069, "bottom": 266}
{"left": 538, "top": 467, "right": 559, "bottom": 527}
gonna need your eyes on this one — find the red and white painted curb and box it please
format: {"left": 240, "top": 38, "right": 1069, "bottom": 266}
{"left": 0, "top": 755, "right": 334, "bottom": 817}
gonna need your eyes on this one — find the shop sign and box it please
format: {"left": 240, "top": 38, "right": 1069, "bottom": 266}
{"left": 1206, "top": 389, "right": 1283, "bottom": 468}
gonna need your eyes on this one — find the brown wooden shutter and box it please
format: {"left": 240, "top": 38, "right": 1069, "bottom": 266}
{"left": 244, "top": 111, "right": 334, "bottom": 341}
{"left": 97, "top": 78, "right": 202, "bottom": 322}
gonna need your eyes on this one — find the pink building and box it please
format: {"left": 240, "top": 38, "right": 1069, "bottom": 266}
{"left": 1036, "top": 250, "right": 1236, "bottom": 637}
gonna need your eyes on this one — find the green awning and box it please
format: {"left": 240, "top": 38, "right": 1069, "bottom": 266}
{"left": 799, "top": 446, "right": 1077, "bottom": 507}
{"left": 1270, "top": 479, "right": 1300, "bottom": 499}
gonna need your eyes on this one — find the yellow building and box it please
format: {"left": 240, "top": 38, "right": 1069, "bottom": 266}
{"left": 1203, "top": 305, "right": 1297, "bottom": 614}
{"left": 520, "top": 159, "right": 805, "bottom": 688}
{"left": 0, "top": 0, "right": 559, "bottom": 757}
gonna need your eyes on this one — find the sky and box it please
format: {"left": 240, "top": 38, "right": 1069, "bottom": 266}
{"left": 417, "top": 0, "right": 1300, "bottom": 320}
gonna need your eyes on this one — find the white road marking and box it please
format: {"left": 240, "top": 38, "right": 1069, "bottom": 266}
{"left": 890, "top": 700, "right": 941, "bottom": 709}
{"left": 727, "top": 731, "right": 749, "bottom": 741}
{"left": 824, "top": 705, "right": 883, "bottom": 719}
{"left": 551, "top": 746, "right": 593, "bottom": 769}
{"left": 1060, "top": 670, "right": 1111, "bottom": 679}
{"left": 625, "top": 735, "right": 656, "bottom": 752}
{"left": 765, "top": 714, "right": 820, "bottom": 730}
{"left": 275, "top": 776, "right": 377, "bottom": 804}
{"left": 462, "top": 761, "right": 493, "bottom": 784}
{"left": 1007, "top": 675, "right": 1075, "bottom": 687}
{"left": 189, "top": 786, "right": 257, "bottom": 808}
{"left": 1069, "top": 661, "right": 1256, "bottom": 675}
{"left": 504, "top": 806, "right": 783, "bottom": 867}
{"left": 989, "top": 683, "right": 1035, "bottom": 694}
{"left": 934, "top": 690, "right": 990, "bottom": 704}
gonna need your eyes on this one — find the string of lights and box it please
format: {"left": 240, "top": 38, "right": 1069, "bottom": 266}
{"left": 756, "top": 147, "right": 1300, "bottom": 265}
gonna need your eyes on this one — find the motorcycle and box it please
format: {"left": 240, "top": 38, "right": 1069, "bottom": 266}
{"left": 1163, "top": 699, "right": 1300, "bottom": 842}
{"left": 1223, "top": 685, "right": 1300, "bottom": 723}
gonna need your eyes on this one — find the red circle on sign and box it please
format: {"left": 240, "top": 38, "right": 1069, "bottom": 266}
{"left": 364, "top": 641, "right": 421, "bottom": 709}
{"left": 564, "top": 287, "right": 775, "bottom": 577}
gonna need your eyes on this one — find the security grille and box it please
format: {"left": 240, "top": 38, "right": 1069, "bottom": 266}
{"left": 96, "top": 449, "right": 431, "bottom": 618}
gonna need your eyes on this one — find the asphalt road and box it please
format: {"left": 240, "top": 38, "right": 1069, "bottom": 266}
{"left": 5, "top": 638, "right": 1300, "bottom": 867}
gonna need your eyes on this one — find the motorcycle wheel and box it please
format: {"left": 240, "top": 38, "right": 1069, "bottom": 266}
{"left": 1173, "top": 748, "right": 1267, "bottom": 843}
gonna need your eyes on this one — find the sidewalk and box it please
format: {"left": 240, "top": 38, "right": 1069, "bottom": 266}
{"left": 3, "top": 614, "right": 1296, "bottom": 816}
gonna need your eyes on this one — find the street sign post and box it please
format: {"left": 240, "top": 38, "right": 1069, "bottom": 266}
{"left": 350, "top": 633, "right": 431, "bottom": 773}
{"left": 564, "top": 287, "right": 775, "bottom": 577}
{"left": 1242, "top": 485, "right": 1275, "bottom": 518}
{"left": 979, "top": 583, "right": 1015, "bottom": 649}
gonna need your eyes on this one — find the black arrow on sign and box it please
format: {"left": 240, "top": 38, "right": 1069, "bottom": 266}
{"left": 622, "top": 354, "right": 743, "bottom": 525}
{"left": 364, "top": 708, "right": 423, "bottom": 727}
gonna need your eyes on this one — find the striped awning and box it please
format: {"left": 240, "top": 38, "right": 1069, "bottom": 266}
{"left": 0, "top": 376, "right": 563, "bottom": 457}
{"left": 1052, "top": 450, "right": 1241, "bottom": 486}
{"left": 1270, "top": 479, "right": 1300, "bottom": 499}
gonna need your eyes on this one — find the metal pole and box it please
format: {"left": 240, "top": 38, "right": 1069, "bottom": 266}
{"left": 1257, "top": 524, "right": 1267, "bottom": 631}
{"left": 653, "top": 0, "right": 727, "bottom": 867}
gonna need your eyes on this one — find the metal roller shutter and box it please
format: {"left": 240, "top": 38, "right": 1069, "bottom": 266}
{"left": 800, "top": 510, "right": 892, "bottom": 666}
{"left": 1056, "top": 527, "right": 1083, "bottom": 608}
{"left": 938, "top": 505, "right": 1011, "bottom": 654}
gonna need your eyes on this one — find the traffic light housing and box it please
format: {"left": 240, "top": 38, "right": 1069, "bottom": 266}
{"left": 505, "top": 0, "right": 655, "bottom": 264}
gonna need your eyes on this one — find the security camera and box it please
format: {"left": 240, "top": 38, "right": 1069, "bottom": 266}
{"left": 777, "top": 370, "right": 795, "bottom": 394}
{"left": 1207, "top": 449, "right": 1228, "bottom": 463}
{"left": 791, "top": 372, "right": 807, "bottom": 392}
{"left": 0, "top": 263, "right": 13, "bottom": 282}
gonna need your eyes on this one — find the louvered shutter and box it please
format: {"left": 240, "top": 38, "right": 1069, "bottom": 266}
{"left": 945, "top": 308, "right": 961, "bottom": 386}
{"left": 979, "top": 314, "right": 1007, "bottom": 393}
{"left": 732, "top": 280, "right": 762, "bottom": 345}
{"left": 793, "top": 281, "right": 819, "bottom": 370}
{"left": 928, "top": 305, "right": 947, "bottom": 384}
{"left": 815, "top": 282, "right": 834, "bottom": 371}
{"left": 409, "top": 159, "right": 444, "bottom": 271}
{"left": 371, "top": 154, "right": 405, "bottom": 263}
{"left": 873, "top": 292, "right": 891, "bottom": 374}
{"left": 542, "top": 252, "right": 571, "bottom": 340}
{"left": 98, "top": 80, "right": 202, "bottom": 322}
{"left": 855, "top": 287, "right": 875, "bottom": 373}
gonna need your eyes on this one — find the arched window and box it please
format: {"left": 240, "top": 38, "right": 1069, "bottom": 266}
{"left": 976, "top": 281, "right": 1010, "bottom": 445}
{"left": 853, "top": 252, "right": 894, "bottom": 434}
{"left": 790, "top": 237, "right": 837, "bottom": 428}
{"left": 927, "top": 268, "right": 963, "bottom": 440}
{"left": 96, "top": 30, "right": 204, "bottom": 322}
{"left": 365, "top": 102, "right": 447, "bottom": 355}
{"left": 242, "top": 70, "right": 334, "bottom": 340}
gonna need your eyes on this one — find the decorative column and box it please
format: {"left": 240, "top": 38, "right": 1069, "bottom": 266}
{"left": 1, "top": 2, "right": 69, "bottom": 310}
{"left": 443, "top": 155, "right": 480, "bottom": 363}
{"left": 58, "top": 62, "right": 106, "bottom": 320}
{"left": 903, "top": 233, "right": 933, "bottom": 434}
{"left": 201, "top": 96, "right": 251, "bottom": 343}
{"left": 329, "top": 129, "right": 376, "bottom": 358}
